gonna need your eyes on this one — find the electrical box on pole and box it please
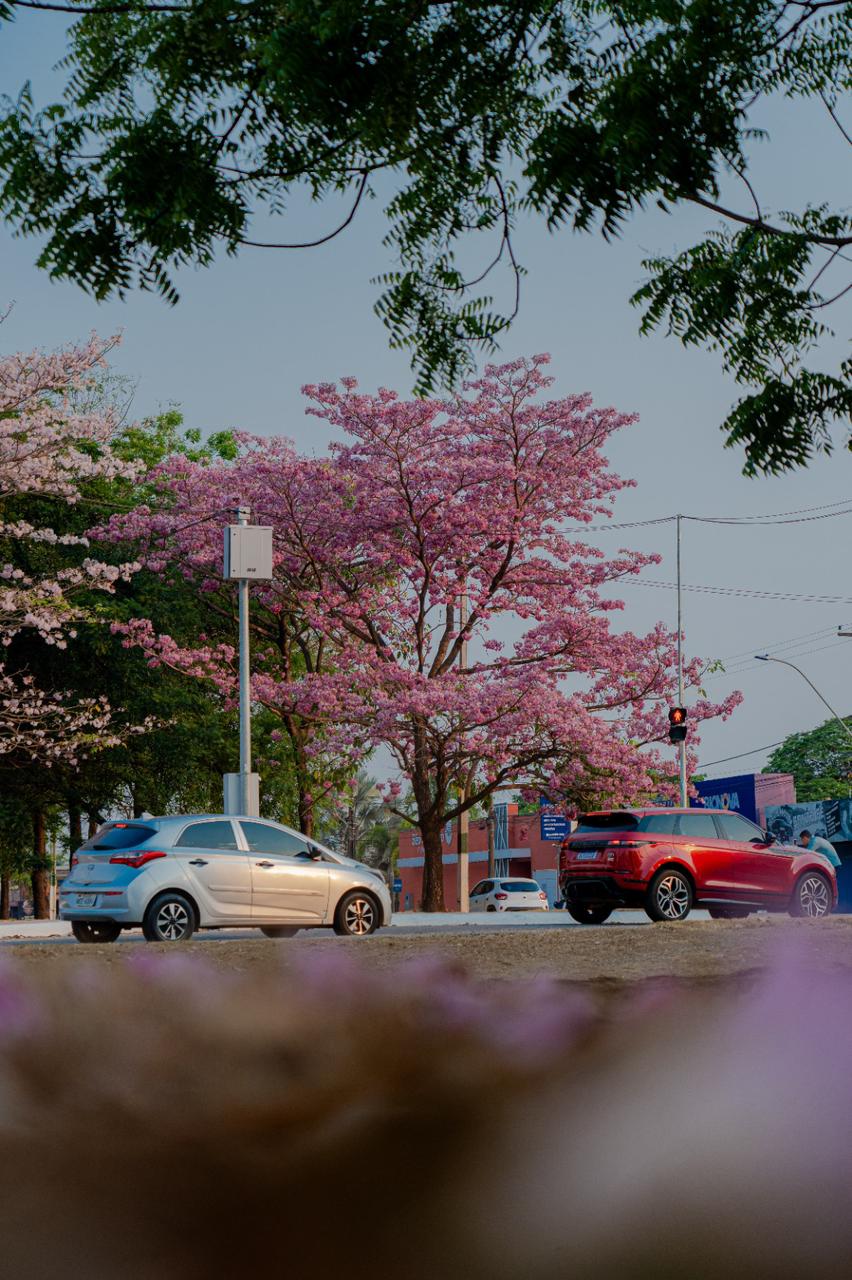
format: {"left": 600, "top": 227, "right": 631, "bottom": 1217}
{"left": 223, "top": 525, "right": 273, "bottom": 579}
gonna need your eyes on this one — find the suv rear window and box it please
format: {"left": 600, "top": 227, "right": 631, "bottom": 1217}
{"left": 80, "top": 823, "right": 157, "bottom": 851}
{"left": 575, "top": 812, "right": 640, "bottom": 832}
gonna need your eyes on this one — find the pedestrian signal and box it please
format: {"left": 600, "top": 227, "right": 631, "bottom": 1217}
{"left": 668, "top": 706, "right": 687, "bottom": 743}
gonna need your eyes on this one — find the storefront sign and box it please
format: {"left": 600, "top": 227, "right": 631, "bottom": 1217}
{"left": 694, "top": 773, "right": 758, "bottom": 824}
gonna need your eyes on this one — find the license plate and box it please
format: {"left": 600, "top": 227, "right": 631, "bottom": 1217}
{"left": 576, "top": 851, "right": 599, "bottom": 861}
{"left": 75, "top": 893, "right": 97, "bottom": 907}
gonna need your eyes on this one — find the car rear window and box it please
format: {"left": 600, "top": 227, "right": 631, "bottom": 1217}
{"left": 500, "top": 880, "right": 541, "bottom": 893}
{"left": 80, "top": 823, "right": 157, "bottom": 851}
{"left": 575, "top": 813, "right": 640, "bottom": 832}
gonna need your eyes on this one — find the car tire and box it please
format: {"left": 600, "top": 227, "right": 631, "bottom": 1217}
{"left": 71, "top": 920, "right": 122, "bottom": 944}
{"left": 789, "top": 872, "right": 833, "bottom": 919}
{"left": 566, "top": 904, "right": 613, "bottom": 925}
{"left": 333, "top": 890, "right": 380, "bottom": 937}
{"left": 486, "top": 905, "right": 497, "bottom": 912}
{"left": 708, "top": 907, "right": 750, "bottom": 920}
{"left": 260, "top": 926, "right": 300, "bottom": 939}
{"left": 142, "top": 892, "right": 196, "bottom": 942}
{"left": 645, "top": 868, "right": 693, "bottom": 922}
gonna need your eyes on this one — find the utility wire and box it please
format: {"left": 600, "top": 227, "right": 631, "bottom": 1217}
{"left": 631, "top": 581, "right": 852, "bottom": 606}
{"left": 716, "top": 626, "right": 837, "bottom": 664}
{"left": 706, "top": 639, "right": 852, "bottom": 681}
{"left": 698, "top": 740, "right": 787, "bottom": 769}
{"left": 568, "top": 497, "right": 852, "bottom": 533}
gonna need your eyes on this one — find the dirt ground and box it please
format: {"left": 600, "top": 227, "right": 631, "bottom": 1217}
{"left": 4, "top": 915, "right": 852, "bottom": 991}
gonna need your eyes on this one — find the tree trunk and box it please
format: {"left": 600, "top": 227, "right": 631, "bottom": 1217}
{"left": 131, "top": 784, "right": 144, "bottom": 820}
{"left": 31, "top": 808, "right": 50, "bottom": 920}
{"left": 68, "top": 804, "right": 83, "bottom": 855}
{"left": 0, "top": 871, "right": 9, "bottom": 920}
{"left": 419, "top": 818, "right": 445, "bottom": 912}
{"left": 297, "top": 790, "right": 314, "bottom": 838}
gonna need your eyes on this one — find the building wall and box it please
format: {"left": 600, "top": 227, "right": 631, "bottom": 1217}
{"left": 754, "top": 773, "right": 796, "bottom": 824}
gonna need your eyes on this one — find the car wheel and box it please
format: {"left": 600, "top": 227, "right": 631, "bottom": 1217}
{"left": 646, "top": 869, "right": 693, "bottom": 922}
{"left": 566, "top": 905, "right": 613, "bottom": 925}
{"left": 486, "top": 904, "right": 497, "bottom": 912}
{"left": 142, "top": 892, "right": 196, "bottom": 942}
{"left": 71, "top": 921, "right": 121, "bottom": 944}
{"left": 708, "top": 907, "right": 750, "bottom": 920}
{"left": 333, "top": 890, "right": 379, "bottom": 937}
{"left": 790, "top": 873, "right": 832, "bottom": 919}
{"left": 260, "top": 926, "right": 300, "bottom": 939}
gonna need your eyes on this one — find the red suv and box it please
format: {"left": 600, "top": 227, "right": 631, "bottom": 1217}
{"left": 559, "top": 808, "right": 837, "bottom": 924}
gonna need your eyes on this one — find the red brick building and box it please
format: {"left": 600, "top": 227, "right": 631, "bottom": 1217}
{"left": 397, "top": 803, "right": 565, "bottom": 910}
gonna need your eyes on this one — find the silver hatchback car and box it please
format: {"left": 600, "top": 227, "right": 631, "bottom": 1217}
{"left": 60, "top": 814, "right": 392, "bottom": 943}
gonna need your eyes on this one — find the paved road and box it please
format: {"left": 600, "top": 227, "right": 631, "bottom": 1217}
{"left": 0, "top": 909, "right": 712, "bottom": 944}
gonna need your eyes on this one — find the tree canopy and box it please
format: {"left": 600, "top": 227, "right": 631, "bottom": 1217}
{"left": 0, "top": 0, "right": 849, "bottom": 473}
{"left": 766, "top": 713, "right": 852, "bottom": 801}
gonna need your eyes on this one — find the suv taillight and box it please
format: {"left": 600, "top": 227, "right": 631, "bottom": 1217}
{"left": 605, "top": 840, "right": 649, "bottom": 872}
{"left": 108, "top": 850, "right": 167, "bottom": 869}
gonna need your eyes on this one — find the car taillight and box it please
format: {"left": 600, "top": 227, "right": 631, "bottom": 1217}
{"left": 494, "top": 892, "right": 508, "bottom": 900}
{"left": 539, "top": 892, "right": 547, "bottom": 900}
{"left": 108, "top": 850, "right": 167, "bottom": 869}
{"left": 605, "top": 840, "right": 648, "bottom": 872}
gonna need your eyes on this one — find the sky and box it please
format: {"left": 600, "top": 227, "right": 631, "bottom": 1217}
{"left": 1, "top": 12, "right": 850, "bottom": 784}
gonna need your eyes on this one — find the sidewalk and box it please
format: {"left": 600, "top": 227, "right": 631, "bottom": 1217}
{"left": 0, "top": 919, "right": 72, "bottom": 939}
{"left": 0, "top": 911, "right": 653, "bottom": 941}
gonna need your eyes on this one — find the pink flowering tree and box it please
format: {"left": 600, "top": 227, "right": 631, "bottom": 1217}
{"left": 109, "top": 356, "right": 739, "bottom": 909}
{"left": 289, "top": 356, "right": 741, "bottom": 907}
{"left": 0, "top": 334, "right": 141, "bottom": 762}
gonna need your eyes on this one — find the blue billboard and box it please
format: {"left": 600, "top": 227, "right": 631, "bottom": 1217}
{"left": 539, "top": 798, "right": 570, "bottom": 842}
{"left": 693, "top": 773, "right": 758, "bottom": 824}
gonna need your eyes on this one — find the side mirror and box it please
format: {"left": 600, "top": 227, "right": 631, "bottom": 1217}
{"left": 306, "top": 842, "right": 324, "bottom": 861}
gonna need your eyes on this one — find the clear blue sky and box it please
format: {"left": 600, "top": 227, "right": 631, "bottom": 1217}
{"left": 1, "top": 11, "right": 850, "bottom": 781}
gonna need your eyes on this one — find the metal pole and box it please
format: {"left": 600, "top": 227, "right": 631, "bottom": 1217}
{"left": 457, "top": 589, "right": 470, "bottom": 911}
{"left": 487, "top": 802, "right": 495, "bottom": 879}
{"left": 755, "top": 655, "right": 852, "bottom": 745}
{"left": 676, "top": 514, "right": 688, "bottom": 806}
{"left": 236, "top": 505, "right": 252, "bottom": 814}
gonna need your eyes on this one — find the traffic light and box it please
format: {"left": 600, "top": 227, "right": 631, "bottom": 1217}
{"left": 668, "top": 706, "right": 687, "bottom": 743}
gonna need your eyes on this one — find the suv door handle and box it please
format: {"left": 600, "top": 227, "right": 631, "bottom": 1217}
{"left": 188, "top": 858, "right": 208, "bottom": 867}
{"left": 255, "top": 860, "right": 275, "bottom": 868}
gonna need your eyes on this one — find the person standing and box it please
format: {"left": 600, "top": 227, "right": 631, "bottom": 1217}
{"left": 799, "top": 829, "right": 841, "bottom": 869}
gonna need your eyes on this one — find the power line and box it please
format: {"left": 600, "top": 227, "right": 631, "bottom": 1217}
{"left": 717, "top": 626, "right": 837, "bottom": 665}
{"left": 698, "top": 740, "right": 786, "bottom": 770}
{"left": 569, "top": 497, "right": 852, "bottom": 534}
{"left": 707, "top": 639, "right": 852, "bottom": 682}
{"left": 632, "top": 580, "right": 852, "bottom": 606}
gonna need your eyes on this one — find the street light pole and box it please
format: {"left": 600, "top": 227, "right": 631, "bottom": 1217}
{"left": 754, "top": 654, "right": 852, "bottom": 745}
{"left": 236, "top": 505, "right": 252, "bottom": 815}
{"left": 676, "top": 514, "right": 688, "bottom": 807}
{"left": 457, "top": 589, "right": 470, "bottom": 912}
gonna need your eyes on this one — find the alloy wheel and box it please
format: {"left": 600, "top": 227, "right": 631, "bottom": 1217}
{"left": 156, "top": 900, "right": 191, "bottom": 941}
{"left": 344, "top": 896, "right": 375, "bottom": 936}
{"left": 798, "top": 875, "right": 831, "bottom": 918}
{"left": 656, "top": 874, "right": 691, "bottom": 920}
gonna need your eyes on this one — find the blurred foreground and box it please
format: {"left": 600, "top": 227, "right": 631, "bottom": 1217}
{"left": 1, "top": 930, "right": 850, "bottom": 1278}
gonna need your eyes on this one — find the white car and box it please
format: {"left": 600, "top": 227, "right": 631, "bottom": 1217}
{"left": 469, "top": 877, "right": 549, "bottom": 912}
